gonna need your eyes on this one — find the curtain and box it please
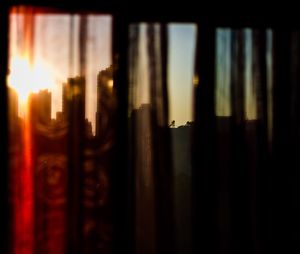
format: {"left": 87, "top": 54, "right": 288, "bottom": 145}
{"left": 128, "top": 23, "right": 300, "bottom": 254}
{"left": 128, "top": 23, "right": 174, "bottom": 254}
{"left": 7, "top": 6, "right": 115, "bottom": 254}
{"left": 193, "top": 27, "right": 274, "bottom": 254}
{"left": 7, "top": 6, "right": 300, "bottom": 254}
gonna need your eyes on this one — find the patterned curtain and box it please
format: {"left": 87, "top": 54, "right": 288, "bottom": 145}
{"left": 7, "top": 6, "right": 115, "bottom": 254}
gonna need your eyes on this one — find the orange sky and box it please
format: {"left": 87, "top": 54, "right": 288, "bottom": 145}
{"left": 8, "top": 10, "right": 112, "bottom": 132}
{"left": 8, "top": 9, "right": 197, "bottom": 130}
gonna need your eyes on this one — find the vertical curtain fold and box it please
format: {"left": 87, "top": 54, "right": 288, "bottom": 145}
{"left": 192, "top": 23, "right": 217, "bottom": 254}
{"left": 147, "top": 23, "right": 174, "bottom": 254}
{"left": 129, "top": 22, "right": 174, "bottom": 254}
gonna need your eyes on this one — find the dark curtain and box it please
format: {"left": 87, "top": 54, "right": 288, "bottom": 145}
{"left": 192, "top": 26, "right": 300, "bottom": 254}
{"left": 128, "top": 23, "right": 174, "bottom": 254}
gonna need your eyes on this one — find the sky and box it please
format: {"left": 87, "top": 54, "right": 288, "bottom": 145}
{"left": 9, "top": 12, "right": 112, "bottom": 132}
{"left": 9, "top": 11, "right": 197, "bottom": 130}
{"left": 215, "top": 28, "right": 273, "bottom": 121}
{"left": 216, "top": 29, "right": 257, "bottom": 119}
{"left": 168, "top": 24, "right": 196, "bottom": 126}
{"left": 9, "top": 9, "right": 273, "bottom": 132}
{"left": 130, "top": 23, "right": 196, "bottom": 127}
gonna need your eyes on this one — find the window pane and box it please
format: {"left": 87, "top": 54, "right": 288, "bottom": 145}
{"left": 168, "top": 23, "right": 196, "bottom": 254}
{"left": 214, "top": 28, "right": 273, "bottom": 254}
{"left": 7, "top": 6, "right": 114, "bottom": 254}
{"left": 128, "top": 22, "right": 196, "bottom": 254}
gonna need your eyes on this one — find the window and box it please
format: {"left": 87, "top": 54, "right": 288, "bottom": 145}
{"left": 1, "top": 3, "right": 300, "bottom": 254}
{"left": 6, "top": 5, "right": 115, "bottom": 254}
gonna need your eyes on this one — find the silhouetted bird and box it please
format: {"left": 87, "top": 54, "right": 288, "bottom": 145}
{"left": 169, "top": 120, "right": 175, "bottom": 128}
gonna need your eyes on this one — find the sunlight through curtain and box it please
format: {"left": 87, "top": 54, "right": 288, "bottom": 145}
{"left": 7, "top": 6, "right": 114, "bottom": 254}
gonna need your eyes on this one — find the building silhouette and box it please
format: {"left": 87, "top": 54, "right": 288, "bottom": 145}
{"left": 8, "top": 87, "right": 20, "bottom": 137}
{"left": 28, "top": 89, "right": 51, "bottom": 126}
{"left": 62, "top": 82, "right": 70, "bottom": 121}
{"left": 170, "top": 123, "right": 192, "bottom": 254}
{"left": 8, "top": 66, "right": 114, "bottom": 254}
{"left": 65, "top": 77, "right": 85, "bottom": 122}
{"left": 8, "top": 87, "right": 18, "bottom": 123}
{"left": 96, "top": 65, "right": 113, "bottom": 137}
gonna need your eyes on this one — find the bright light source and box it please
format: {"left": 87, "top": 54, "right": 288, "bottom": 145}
{"left": 7, "top": 56, "right": 54, "bottom": 102}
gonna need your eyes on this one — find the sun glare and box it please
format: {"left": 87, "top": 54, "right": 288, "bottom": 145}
{"left": 8, "top": 56, "right": 54, "bottom": 102}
